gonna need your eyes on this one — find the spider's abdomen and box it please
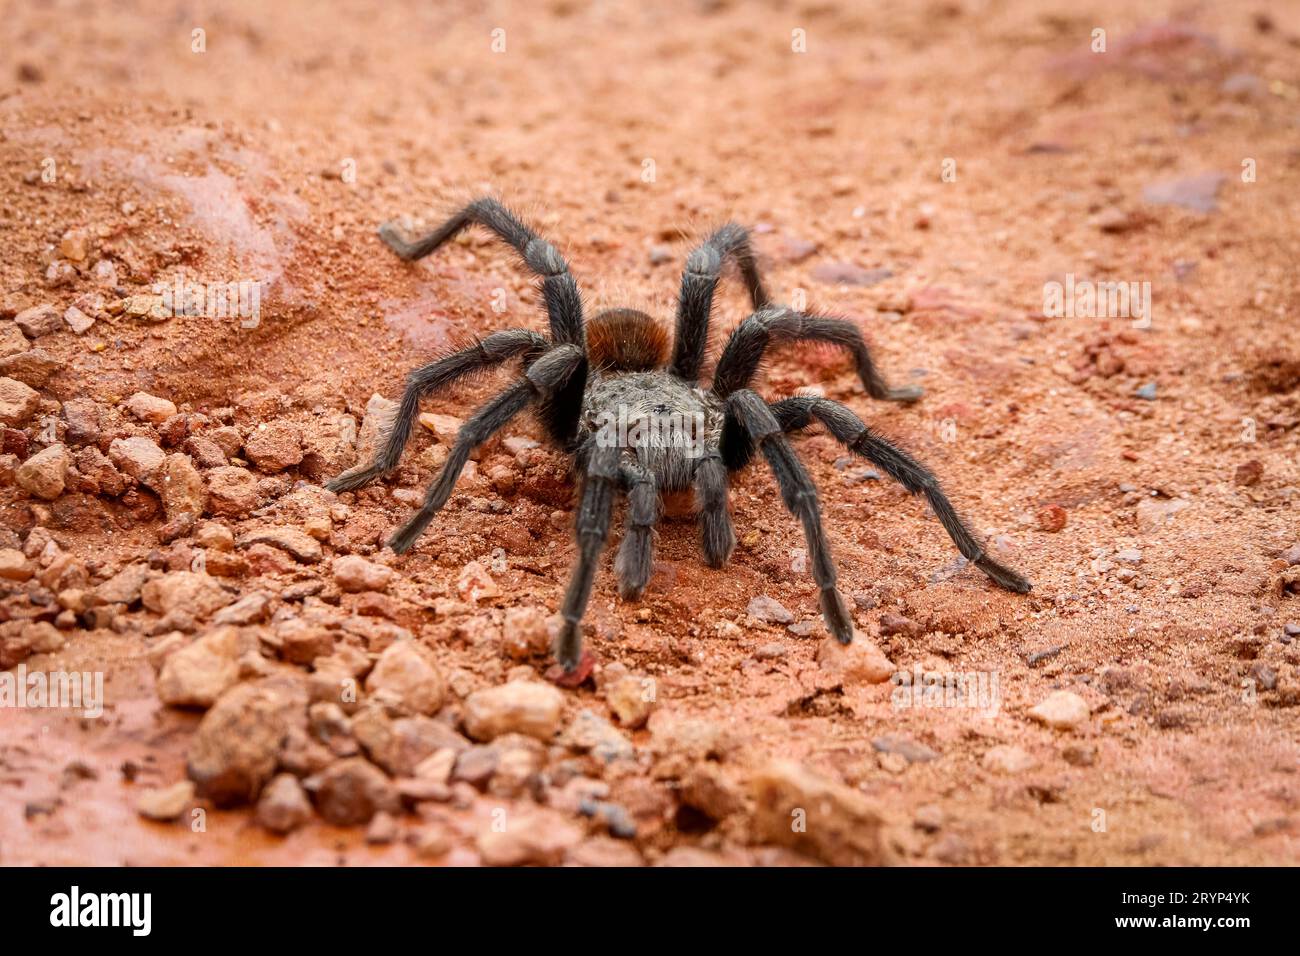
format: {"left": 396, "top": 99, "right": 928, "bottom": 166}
{"left": 580, "top": 371, "right": 724, "bottom": 492}
{"left": 585, "top": 308, "right": 670, "bottom": 372}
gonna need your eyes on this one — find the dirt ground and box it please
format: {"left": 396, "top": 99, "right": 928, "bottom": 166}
{"left": 1, "top": 0, "right": 1298, "bottom": 867}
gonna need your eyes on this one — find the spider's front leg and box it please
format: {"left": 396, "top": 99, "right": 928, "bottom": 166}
{"left": 555, "top": 442, "right": 622, "bottom": 671}
{"left": 769, "top": 395, "right": 1031, "bottom": 593}
{"left": 386, "top": 344, "right": 586, "bottom": 554}
{"left": 614, "top": 465, "right": 660, "bottom": 600}
{"left": 671, "top": 223, "right": 771, "bottom": 384}
{"left": 326, "top": 329, "right": 548, "bottom": 494}
{"left": 378, "top": 197, "right": 585, "bottom": 347}
{"left": 711, "top": 307, "right": 922, "bottom": 403}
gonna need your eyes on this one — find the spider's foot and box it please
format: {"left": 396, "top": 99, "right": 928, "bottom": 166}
{"left": 554, "top": 618, "right": 584, "bottom": 673}
{"left": 700, "top": 516, "right": 736, "bottom": 568}
{"left": 820, "top": 588, "right": 855, "bottom": 644}
{"left": 976, "top": 555, "right": 1032, "bottom": 594}
{"left": 617, "top": 578, "right": 647, "bottom": 602}
{"left": 377, "top": 221, "right": 419, "bottom": 261}
{"left": 881, "top": 384, "right": 924, "bottom": 403}
{"left": 325, "top": 464, "right": 382, "bottom": 494}
{"left": 388, "top": 510, "right": 434, "bottom": 555}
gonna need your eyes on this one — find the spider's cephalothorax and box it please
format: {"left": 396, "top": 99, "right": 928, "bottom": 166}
{"left": 328, "top": 198, "right": 1031, "bottom": 672}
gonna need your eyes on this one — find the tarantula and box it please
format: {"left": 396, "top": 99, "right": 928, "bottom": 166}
{"left": 328, "top": 198, "right": 1030, "bottom": 672}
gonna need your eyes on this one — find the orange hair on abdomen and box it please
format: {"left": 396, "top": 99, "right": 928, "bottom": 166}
{"left": 585, "top": 308, "right": 670, "bottom": 372}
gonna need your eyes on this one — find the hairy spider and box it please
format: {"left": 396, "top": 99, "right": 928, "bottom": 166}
{"left": 328, "top": 198, "right": 1031, "bottom": 672}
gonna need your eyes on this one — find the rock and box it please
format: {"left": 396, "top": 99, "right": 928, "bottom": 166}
{"left": 187, "top": 679, "right": 307, "bottom": 806}
{"left": 158, "top": 454, "right": 207, "bottom": 520}
{"left": 1091, "top": 207, "right": 1141, "bottom": 234}
{"left": 1142, "top": 172, "right": 1226, "bottom": 214}
{"left": 277, "top": 620, "right": 336, "bottom": 665}
{"left": 463, "top": 680, "right": 565, "bottom": 742}
{"left": 1135, "top": 496, "right": 1188, "bottom": 533}
{"left": 141, "top": 570, "right": 233, "bottom": 618}
{"left": 879, "top": 612, "right": 918, "bottom": 637}
{"left": 256, "top": 773, "right": 313, "bottom": 833}
{"left": 981, "top": 744, "right": 1039, "bottom": 774}
{"left": 235, "top": 527, "right": 322, "bottom": 563}
{"left": 353, "top": 710, "right": 460, "bottom": 777}
{"left": 418, "top": 412, "right": 464, "bottom": 445}
{"left": 605, "top": 674, "right": 654, "bottom": 729}
{"left": 456, "top": 560, "right": 501, "bottom": 603}
{"left": 811, "top": 262, "right": 893, "bottom": 286}
{"left": 750, "top": 760, "right": 891, "bottom": 866}
{"left": 307, "top": 757, "right": 399, "bottom": 825}
{"left": 0, "top": 323, "right": 28, "bottom": 358}
{"left": 93, "top": 563, "right": 148, "bottom": 606}
{"left": 1036, "top": 504, "right": 1067, "bottom": 532}
{"left": 680, "top": 763, "right": 746, "bottom": 820}
{"left": 125, "top": 391, "right": 177, "bottom": 424}
{"left": 185, "top": 435, "right": 227, "bottom": 468}
{"left": 560, "top": 709, "right": 634, "bottom": 763}
{"left": 647, "top": 711, "right": 732, "bottom": 764}
{"left": 1135, "top": 382, "right": 1158, "bottom": 400}
{"left": 0, "top": 377, "right": 40, "bottom": 427}
{"left": 1234, "top": 460, "right": 1263, "bottom": 486}
{"left": 14, "top": 304, "right": 62, "bottom": 338}
{"left": 62, "top": 398, "right": 103, "bottom": 445}
{"left": 365, "top": 641, "right": 446, "bottom": 716}
{"left": 109, "top": 435, "right": 165, "bottom": 482}
{"left": 15, "top": 444, "right": 68, "bottom": 500}
{"left": 452, "top": 744, "right": 501, "bottom": 789}
{"left": 747, "top": 595, "right": 793, "bottom": 624}
{"left": 366, "top": 811, "right": 399, "bottom": 844}
{"left": 476, "top": 808, "right": 583, "bottom": 866}
{"left": 23, "top": 621, "right": 65, "bottom": 654}
{"left": 135, "top": 781, "right": 195, "bottom": 821}
{"left": 206, "top": 466, "right": 259, "bottom": 517}
{"left": 351, "top": 393, "right": 395, "bottom": 464}
{"left": 566, "top": 837, "right": 645, "bottom": 867}
{"left": 1027, "top": 690, "right": 1090, "bottom": 730}
{"left": 816, "top": 636, "right": 894, "bottom": 684}
{"left": 63, "top": 306, "right": 94, "bottom": 334}
{"left": 872, "top": 733, "right": 939, "bottom": 764}
{"left": 333, "top": 555, "right": 393, "bottom": 593}
{"left": 244, "top": 422, "right": 304, "bottom": 473}
{"left": 0, "top": 348, "right": 62, "bottom": 387}
{"left": 205, "top": 426, "right": 242, "bottom": 459}
{"left": 157, "top": 626, "right": 242, "bottom": 708}
{"left": 0, "top": 548, "right": 33, "bottom": 581}
{"left": 1115, "top": 548, "right": 1143, "bottom": 564}
{"left": 196, "top": 523, "right": 235, "bottom": 551}
{"left": 212, "top": 591, "right": 270, "bottom": 626}
{"left": 500, "top": 605, "right": 552, "bottom": 660}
